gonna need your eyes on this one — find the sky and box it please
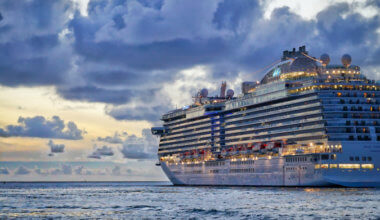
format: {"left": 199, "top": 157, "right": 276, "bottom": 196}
{"left": 0, "top": 0, "right": 379, "bottom": 181}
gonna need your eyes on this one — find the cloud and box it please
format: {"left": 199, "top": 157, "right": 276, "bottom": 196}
{"left": 33, "top": 164, "right": 126, "bottom": 176}
{"left": 50, "top": 164, "right": 72, "bottom": 175}
{"left": 111, "top": 165, "right": 121, "bottom": 176}
{"left": 63, "top": 0, "right": 380, "bottom": 122}
{"left": 0, "top": 0, "right": 379, "bottom": 124}
{"left": 0, "top": 167, "right": 10, "bottom": 175}
{"left": 88, "top": 145, "right": 114, "bottom": 159}
{"left": 0, "top": 0, "right": 74, "bottom": 87}
{"left": 48, "top": 140, "right": 65, "bottom": 154}
{"left": 35, "top": 168, "right": 49, "bottom": 175}
{"left": 106, "top": 105, "right": 170, "bottom": 122}
{"left": 74, "top": 165, "right": 84, "bottom": 175}
{"left": 119, "top": 129, "right": 158, "bottom": 159}
{"left": 97, "top": 131, "right": 127, "bottom": 144}
{"left": 0, "top": 115, "right": 85, "bottom": 140}
{"left": 14, "top": 166, "right": 31, "bottom": 175}
{"left": 57, "top": 86, "right": 138, "bottom": 105}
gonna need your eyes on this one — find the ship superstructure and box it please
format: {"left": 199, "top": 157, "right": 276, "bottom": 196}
{"left": 152, "top": 46, "right": 380, "bottom": 187}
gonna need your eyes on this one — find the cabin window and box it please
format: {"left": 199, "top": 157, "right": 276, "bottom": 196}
{"left": 321, "top": 154, "right": 329, "bottom": 160}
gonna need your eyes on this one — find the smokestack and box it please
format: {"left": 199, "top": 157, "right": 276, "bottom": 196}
{"left": 220, "top": 81, "right": 226, "bottom": 98}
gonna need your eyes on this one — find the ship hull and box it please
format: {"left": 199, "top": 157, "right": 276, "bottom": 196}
{"left": 160, "top": 142, "right": 380, "bottom": 187}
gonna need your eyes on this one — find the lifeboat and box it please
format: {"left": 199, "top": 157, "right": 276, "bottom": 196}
{"left": 252, "top": 143, "right": 260, "bottom": 152}
{"left": 239, "top": 144, "right": 248, "bottom": 154}
{"left": 273, "top": 142, "right": 283, "bottom": 153}
{"left": 184, "top": 151, "right": 191, "bottom": 159}
{"left": 227, "top": 147, "right": 236, "bottom": 155}
{"left": 179, "top": 153, "right": 185, "bottom": 159}
{"left": 266, "top": 142, "right": 274, "bottom": 151}
{"left": 260, "top": 143, "right": 267, "bottom": 154}
{"left": 274, "top": 142, "right": 282, "bottom": 148}
{"left": 190, "top": 150, "right": 198, "bottom": 158}
{"left": 199, "top": 149, "right": 205, "bottom": 155}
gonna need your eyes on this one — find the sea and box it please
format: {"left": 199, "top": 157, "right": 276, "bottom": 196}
{"left": 0, "top": 182, "right": 379, "bottom": 219}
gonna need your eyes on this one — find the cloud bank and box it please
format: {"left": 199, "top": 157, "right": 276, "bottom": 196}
{"left": 0, "top": 116, "right": 84, "bottom": 140}
{"left": 119, "top": 129, "right": 158, "bottom": 159}
{"left": 0, "top": 0, "right": 379, "bottom": 124}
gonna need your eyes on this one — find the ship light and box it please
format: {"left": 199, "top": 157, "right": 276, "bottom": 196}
{"left": 329, "top": 164, "right": 338, "bottom": 168}
{"left": 339, "top": 164, "right": 360, "bottom": 169}
{"left": 361, "top": 164, "right": 374, "bottom": 169}
{"left": 321, "top": 164, "right": 328, "bottom": 169}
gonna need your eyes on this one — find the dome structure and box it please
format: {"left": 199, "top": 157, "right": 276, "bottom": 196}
{"left": 290, "top": 57, "right": 318, "bottom": 72}
{"left": 320, "top": 54, "right": 330, "bottom": 66}
{"left": 200, "top": 88, "right": 208, "bottom": 98}
{"left": 341, "top": 54, "right": 352, "bottom": 68}
{"left": 226, "top": 89, "right": 234, "bottom": 98}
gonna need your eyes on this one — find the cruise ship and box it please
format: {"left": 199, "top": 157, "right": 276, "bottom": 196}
{"left": 152, "top": 46, "right": 380, "bottom": 187}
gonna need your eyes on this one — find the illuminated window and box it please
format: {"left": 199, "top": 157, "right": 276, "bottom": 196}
{"left": 361, "top": 164, "right": 374, "bottom": 169}
{"left": 315, "top": 164, "right": 320, "bottom": 169}
{"left": 339, "top": 164, "right": 360, "bottom": 169}
{"left": 321, "top": 164, "right": 329, "bottom": 169}
{"left": 329, "top": 164, "right": 338, "bottom": 168}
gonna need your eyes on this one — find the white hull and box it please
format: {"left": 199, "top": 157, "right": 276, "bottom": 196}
{"left": 160, "top": 142, "right": 380, "bottom": 187}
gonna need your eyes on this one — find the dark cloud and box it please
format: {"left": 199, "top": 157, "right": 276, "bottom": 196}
{"left": 119, "top": 129, "right": 158, "bottom": 159}
{"left": 0, "top": 167, "right": 10, "bottom": 175}
{"left": 88, "top": 145, "right": 114, "bottom": 159}
{"left": 0, "top": 0, "right": 379, "bottom": 123}
{"left": 0, "top": 0, "right": 73, "bottom": 87}
{"left": 14, "top": 166, "right": 31, "bottom": 175}
{"left": 107, "top": 105, "right": 170, "bottom": 122}
{"left": 48, "top": 140, "right": 65, "bottom": 154}
{"left": 0, "top": 115, "right": 85, "bottom": 140}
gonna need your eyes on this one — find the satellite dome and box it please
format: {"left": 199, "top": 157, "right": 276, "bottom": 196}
{"left": 341, "top": 54, "right": 352, "bottom": 68}
{"left": 226, "top": 89, "right": 234, "bottom": 98}
{"left": 320, "top": 53, "right": 330, "bottom": 66}
{"left": 200, "top": 88, "right": 208, "bottom": 98}
{"left": 290, "top": 57, "right": 317, "bottom": 72}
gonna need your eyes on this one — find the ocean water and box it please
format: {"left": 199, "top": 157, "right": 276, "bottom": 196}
{"left": 0, "top": 182, "right": 379, "bottom": 219}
